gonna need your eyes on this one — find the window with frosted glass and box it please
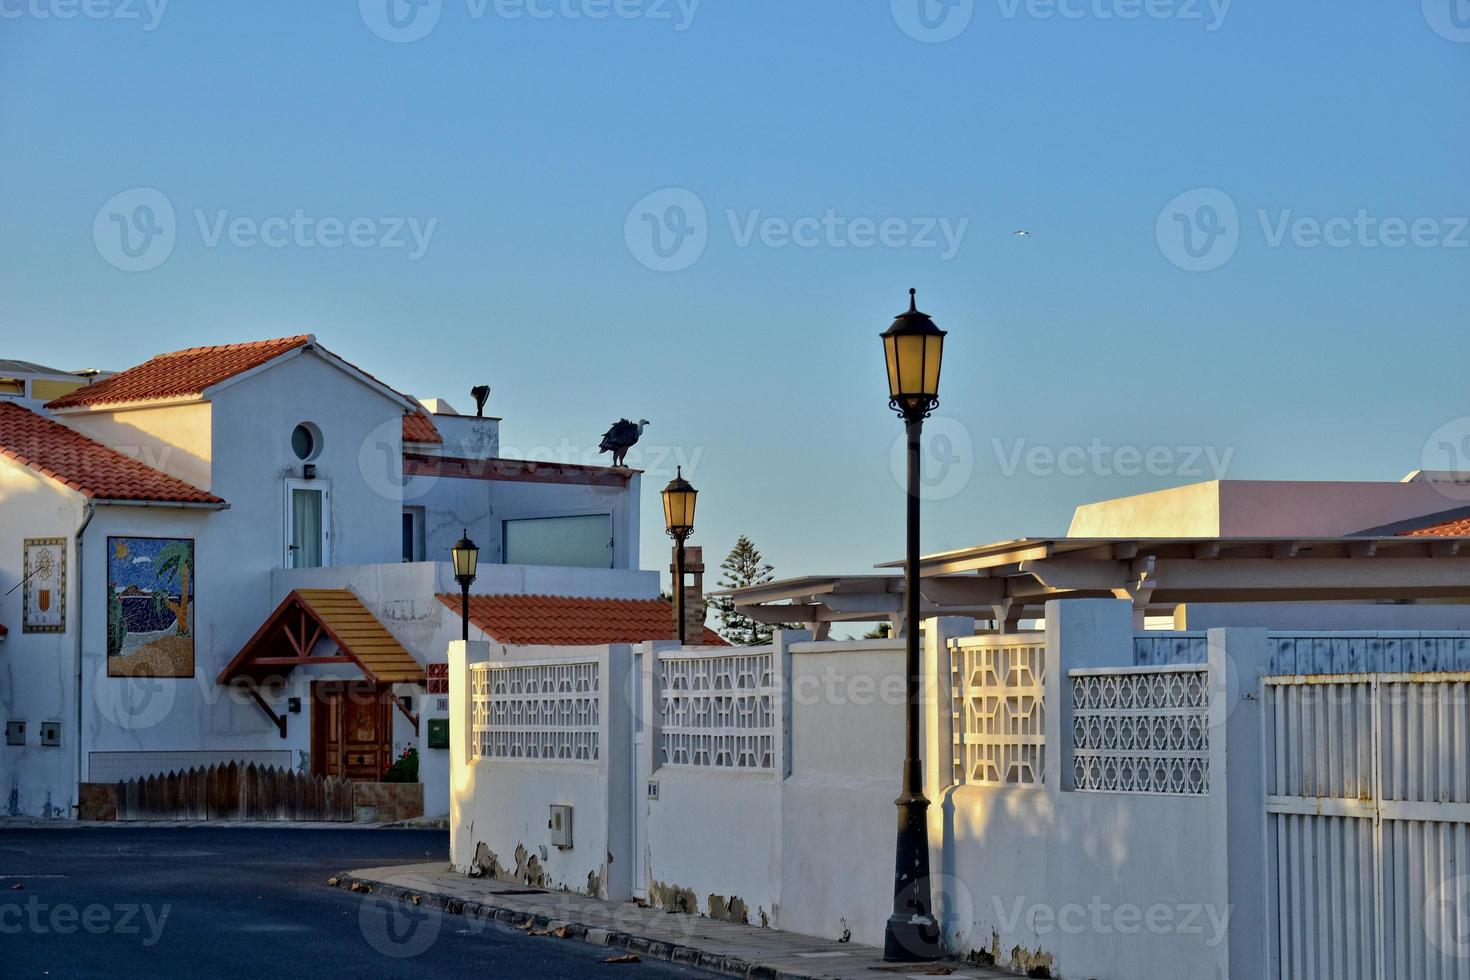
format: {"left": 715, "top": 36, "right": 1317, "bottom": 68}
{"left": 503, "top": 515, "right": 612, "bottom": 569}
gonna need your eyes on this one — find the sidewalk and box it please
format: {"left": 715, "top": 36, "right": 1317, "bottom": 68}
{"left": 334, "top": 862, "right": 1010, "bottom": 980}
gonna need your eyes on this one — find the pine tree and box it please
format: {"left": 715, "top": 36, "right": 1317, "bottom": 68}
{"left": 712, "top": 536, "right": 788, "bottom": 645}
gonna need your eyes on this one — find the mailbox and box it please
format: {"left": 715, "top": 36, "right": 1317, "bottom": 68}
{"left": 427, "top": 718, "right": 450, "bottom": 750}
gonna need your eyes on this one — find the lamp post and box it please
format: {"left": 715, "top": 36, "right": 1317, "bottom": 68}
{"left": 880, "top": 288, "right": 947, "bottom": 963}
{"left": 661, "top": 467, "right": 698, "bottom": 645}
{"left": 451, "top": 530, "right": 479, "bottom": 643}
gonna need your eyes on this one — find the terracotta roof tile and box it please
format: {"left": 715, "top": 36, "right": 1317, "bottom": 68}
{"left": 403, "top": 411, "right": 443, "bottom": 444}
{"left": 47, "top": 336, "right": 313, "bottom": 409}
{"left": 438, "top": 593, "right": 726, "bottom": 646}
{"left": 1399, "top": 517, "right": 1470, "bottom": 537}
{"left": 0, "top": 402, "right": 225, "bottom": 505}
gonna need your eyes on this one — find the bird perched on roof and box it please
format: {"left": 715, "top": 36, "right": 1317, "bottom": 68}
{"left": 470, "top": 385, "right": 491, "bottom": 418}
{"left": 599, "top": 418, "right": 649, "bottom": 468}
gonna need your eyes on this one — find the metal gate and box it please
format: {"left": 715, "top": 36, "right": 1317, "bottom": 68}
{"left": 1263, "top": 673, "right": 1470, "bottom": 979}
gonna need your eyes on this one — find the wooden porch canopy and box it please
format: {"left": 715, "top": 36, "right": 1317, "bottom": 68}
{"left": 727, "top": 535, "right": 1470, "bottom": 636}
{"left": 218, "top": 589, "right": 426, "bottom": 737}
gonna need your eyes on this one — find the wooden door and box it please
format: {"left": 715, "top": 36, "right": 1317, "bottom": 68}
{"left": 310, "top": 681, "right": 391, "bottom": 781}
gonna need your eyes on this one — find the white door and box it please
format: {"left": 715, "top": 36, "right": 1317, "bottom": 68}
{"left": 285, "top": 481, "right": 330, "bottom": 568}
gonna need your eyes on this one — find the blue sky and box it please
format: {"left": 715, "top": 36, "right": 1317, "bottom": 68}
{"left": 2, "top": 1, "right": 1467, "bottom": 584}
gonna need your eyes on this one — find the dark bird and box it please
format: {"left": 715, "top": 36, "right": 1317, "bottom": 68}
{"left": 470, "top": 385, "right": 491, "bottom": 418}
{"left": 598, "top": 418, "right": 649, "bottom": 468}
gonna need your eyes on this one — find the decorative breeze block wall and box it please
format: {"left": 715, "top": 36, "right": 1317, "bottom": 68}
{"left": 951, "top": 638, "right": 1047, "bottom": 786}
{"left": 471, "top": 660, "right": 600, "bottom": 762}
{"left": 1071, "top": 667, "right": 1209, "bottom": 795}
{"left": 658, "top": 651, "right": 776, "bottom": 770}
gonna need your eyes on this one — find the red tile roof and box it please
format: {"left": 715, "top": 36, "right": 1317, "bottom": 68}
{"left": 0, "top": 402, "right": 225, "bottom": 505}
{"left": 438, "top": 594, "right": 726, "bottom": 646}
{"left": 47, "top": 336, "right": 313, "bottom": 410}
{"left": 403, "top": 411, "right": 442, "bottom": 444}
{"left": 1399, "top": 517, "right": 1470, "bottom": 537}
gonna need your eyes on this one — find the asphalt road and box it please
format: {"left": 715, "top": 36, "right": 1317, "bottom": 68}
{"left": 0, "top": 826, "right": 719, "bottom": 980}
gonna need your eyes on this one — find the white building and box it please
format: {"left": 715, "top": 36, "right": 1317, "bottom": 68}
{"left": 0, "top": 334, "right": 689, "bottom": 819}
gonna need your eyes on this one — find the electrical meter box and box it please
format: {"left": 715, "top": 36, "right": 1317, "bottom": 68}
{"left": 5, "top": 720, "right": 25, "bottom": 746}
{"left": 40, "top": 721, "right": 61, "bottom": 748}
{"left": 549, "top": 805, "right": 573, "bottom": 848}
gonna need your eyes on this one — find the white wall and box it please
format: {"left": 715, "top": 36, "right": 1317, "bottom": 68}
{"left": 449, "top": 643, "right": 633, "bottom": 899}
{"left": 779, "top": 639, "right": 906, "bottom": 945}
{"left": 414, "top": 473, "right": 641, "bottom": 572}
{"left": 642, "top": 642, "right": 786, "bottom": 925}
{"left": 60, "top": 402, "right": 213, "bottom": 492}
{"left": 422, "top": 414, "right": 500, "bottom": 460}
{"left": 0, "top": 463, "right": 84, "bottom": 817}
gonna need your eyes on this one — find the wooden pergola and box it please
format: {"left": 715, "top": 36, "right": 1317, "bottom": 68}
{"left": 218, "top": 589, "right": 426, "bottom": 737}
{"left": 726, "top": 535, "right": 1470, "bottom": 637}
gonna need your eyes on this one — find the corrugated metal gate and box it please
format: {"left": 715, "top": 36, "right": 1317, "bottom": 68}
{"left": 1263, "top": 673, "right": 1470, "bottom": 979}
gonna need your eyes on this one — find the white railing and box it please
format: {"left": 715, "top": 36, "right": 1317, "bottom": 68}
{"left": 1071, "top": 665, "right": 1210, "bottom": 795}
{"left": 658, "top": 648, "right": 776, "bottom": 771}
{"left": 470, "top": 659, "right": 600, "bottom": 762}
{"left": 949, "top": 634, "right": 1047, "bottom": 786}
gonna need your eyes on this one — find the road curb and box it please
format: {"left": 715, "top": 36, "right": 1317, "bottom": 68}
{"left": 330, "top": 872, "right": 826, "bottom": 980}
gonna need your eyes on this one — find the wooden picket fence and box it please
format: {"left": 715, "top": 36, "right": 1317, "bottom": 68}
{"left": 114, "top": 762, "right": 354, "bottom": 822}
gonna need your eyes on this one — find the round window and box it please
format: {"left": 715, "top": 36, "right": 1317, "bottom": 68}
{"left": 292, "top": 423, "right": 321, "bottom": 461}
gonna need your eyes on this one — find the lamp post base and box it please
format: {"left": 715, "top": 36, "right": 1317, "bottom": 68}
{"left": 882, "top": 793, "right": 942, "bottom": 962}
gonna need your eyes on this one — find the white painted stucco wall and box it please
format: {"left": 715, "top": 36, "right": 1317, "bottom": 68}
{"left": 418, "top": 414, "right": 500, "bottom": 459}
{"left": 449, "top": 643, "right": 633, "bottom": 900}
{"left": 413, "top": 473, "right": 642, "bottom": 572}
{"left": 0, "top": 461, "right": 85, "bottom": 817}
{"left": 60, "top": 402, "right": 214, "bottom": 493}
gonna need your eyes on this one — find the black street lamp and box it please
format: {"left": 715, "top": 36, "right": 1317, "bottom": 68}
{"left": 661, "top": 467, "right": 698, "bottom": 645}
{"left": 451, "top": 530, "right": 479, "bottom": 643}
{"left": 880, "top": 288, "right": 947, "bottom": 963}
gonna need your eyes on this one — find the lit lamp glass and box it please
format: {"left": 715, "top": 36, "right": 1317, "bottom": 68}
{"left": 881, "top": 288, "right": 946, "bottom": 420}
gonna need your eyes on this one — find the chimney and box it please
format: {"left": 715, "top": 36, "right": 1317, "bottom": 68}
{"left": 669, "top": 545, "right": 705, "bottom": 643}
